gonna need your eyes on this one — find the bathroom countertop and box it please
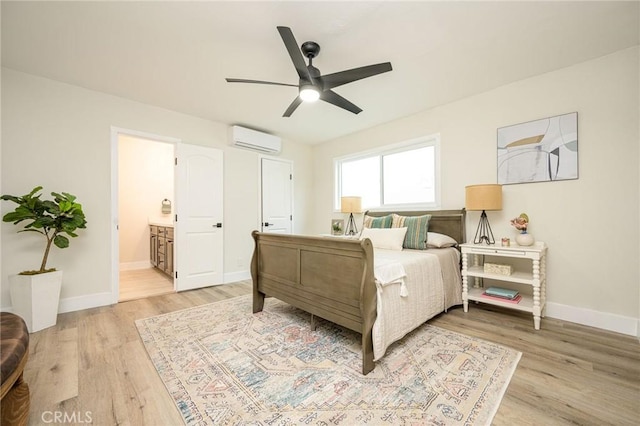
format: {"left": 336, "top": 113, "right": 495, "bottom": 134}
{"left": 149, "top": 222, "right": 174, "bottom": 227}
{"left": 148, "top": 217, "right": 174, "bottom": 227}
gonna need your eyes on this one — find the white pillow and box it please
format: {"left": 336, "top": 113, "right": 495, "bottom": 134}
{"left": 427, "top": 232, "right": 457, "bottom": 248}
{"left": 360, "top": 227, "right": 408, "bottom": 251}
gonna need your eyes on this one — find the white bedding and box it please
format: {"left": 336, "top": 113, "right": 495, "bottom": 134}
{"left": 372, "top": 247, "right": 462, "bottom": 360}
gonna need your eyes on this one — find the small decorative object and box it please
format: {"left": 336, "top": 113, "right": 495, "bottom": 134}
{"left": 331, "top": 219, "right": 344, "bottom": 236}
{"left": 484, "top": 263, "right": 513, "bottom": 276}
{"left": 511, "top": 213, "right": 535, "bottom": 246}
{"left": 1, "top": 186, "right": 88, "bottom": 331}
{"left": 501, "top": 237, "right": 510, "bottom": 247}
{"left": 498, "top": 112, "right": 578, "bottom": 185}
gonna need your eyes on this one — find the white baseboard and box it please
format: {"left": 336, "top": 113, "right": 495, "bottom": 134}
{"left": 7, "top": 271, "right": 251, "bottom": 316}
{"left": 1, "top": 292, "right": 115, "bottom": 316}
{"left": 58, "top": 291, "right": 114, "bottom": 314}
{"left": 546, "top": 302, "right": 638, "bottom": 337}
{"left": 223, "top": 270, "right": 251, "bottom": 284}
{"left": 120, "top": 261, "right": 151, "bottom": 271}
{"left": 6, "top": 276, "right": 635, "bottom": 340}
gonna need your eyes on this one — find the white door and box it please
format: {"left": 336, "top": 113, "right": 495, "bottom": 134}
{"left": 175, "top": 143, "right": 224, "bottom": 291}
{"left": 261, "top": 158, "right": 293, "bottom": 234}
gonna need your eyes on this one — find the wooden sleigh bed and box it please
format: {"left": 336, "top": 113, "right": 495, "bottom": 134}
{"left": 250, "top": 209, "right": 466, "bottom": 375}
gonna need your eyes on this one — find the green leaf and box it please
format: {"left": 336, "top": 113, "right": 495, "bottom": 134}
{"left": 58, "top": 200, "right": 72, "bottom": 212}
{"left": 61, "top": 222, "right": 79, "bottom": 234}
{"left": 54, "top": 235, "right": 69, "bottom": 249}
{"left": 0, "top": 195, "right": 21, "bottom": 203}
{"left": 28, "top": 186, "right": 43, "bottom": 197}
{"left": 62, "top": 192, "right": 76, "bottom": 202}
{"left": 3, "top": 211, "right": 30, "bottom": 223}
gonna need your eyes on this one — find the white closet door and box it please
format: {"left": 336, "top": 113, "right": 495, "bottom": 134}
{"left": 261, "top": 158, "right": 293, "bottom": 234}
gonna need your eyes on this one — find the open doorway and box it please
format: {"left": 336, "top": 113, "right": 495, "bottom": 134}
{"left": 116, "top": 131, "right": 176, "bottom": 302}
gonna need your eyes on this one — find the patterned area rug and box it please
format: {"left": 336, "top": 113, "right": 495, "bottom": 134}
{"left": 136, "top": 295, "right": 520, "bottom": 425}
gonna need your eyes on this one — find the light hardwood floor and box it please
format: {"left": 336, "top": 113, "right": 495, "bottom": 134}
{"left": 119, "top": 268, "right": 174, "bottom": 302}
{"left": 24, "top": 282, "right": 639, "bottom": 425}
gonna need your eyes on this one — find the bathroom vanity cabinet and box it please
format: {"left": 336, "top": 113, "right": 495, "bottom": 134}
{"left": 150, "top": 224, "right": 174, "bottom": 277}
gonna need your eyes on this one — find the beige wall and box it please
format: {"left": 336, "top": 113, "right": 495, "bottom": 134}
{"left": 118, "top": 134, "right": 174, "bottom": 267}
{"left": 312, "top": 47, "right": 640, "bottom": 334}
{"left": 0, "top": 68, "right": 313, "bottom": 309}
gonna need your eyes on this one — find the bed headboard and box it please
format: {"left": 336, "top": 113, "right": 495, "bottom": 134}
{"left": 364, "top": 209, "right": 466, "bottom": 244}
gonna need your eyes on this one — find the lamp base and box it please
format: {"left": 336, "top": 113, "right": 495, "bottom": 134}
{"left": 345, "top": 213, "right": 359, "bottom": 236}
{"left": 473, "top": 210, "right": 496, "bottom": 245}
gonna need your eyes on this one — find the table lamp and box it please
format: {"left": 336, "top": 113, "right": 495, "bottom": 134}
{"left": 341, "top": 196, "right": 362, "bottom": 236}
{"left": 465, "top": 184, "right": 502, "bottom": 245}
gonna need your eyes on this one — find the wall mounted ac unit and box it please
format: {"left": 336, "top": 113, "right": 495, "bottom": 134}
{"left": 229, "top": 125, "right": 281, "bottom": 154}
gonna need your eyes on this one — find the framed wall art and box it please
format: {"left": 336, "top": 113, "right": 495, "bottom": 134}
{"left": 497, "top": 112, "right": 578, "bottom": 185}
{"left": 331, "top": 219, "right": 344, "bottom": 235}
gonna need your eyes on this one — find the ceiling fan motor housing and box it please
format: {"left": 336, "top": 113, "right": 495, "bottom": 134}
{"left": 301, "top": 41, "right": 320, "bottom": 59}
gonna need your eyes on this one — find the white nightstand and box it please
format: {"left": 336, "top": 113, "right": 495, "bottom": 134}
{"left": 460, "top": 242, "right": 548, "bottom": 330}
{"left": 320, "top": 233, "right": 360, "bottom": 239}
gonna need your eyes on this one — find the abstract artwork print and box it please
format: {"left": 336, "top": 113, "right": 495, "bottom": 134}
{"left": 497, "top": 112, "right": 578, "bottom": 185}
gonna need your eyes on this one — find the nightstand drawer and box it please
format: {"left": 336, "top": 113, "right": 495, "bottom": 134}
{"left": 466, "top": 247, "right": 527, "bottom": 257}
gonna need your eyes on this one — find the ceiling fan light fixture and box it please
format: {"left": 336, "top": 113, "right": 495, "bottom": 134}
{"left": 299, "top": 85, "right": 320, "bottom": 102}
{"left": 226, "top": 27, "right": 392, "bottom": 116}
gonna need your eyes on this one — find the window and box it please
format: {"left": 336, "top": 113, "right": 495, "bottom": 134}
{"left": 335, "top": 135, "right": 440, "bottom": 210}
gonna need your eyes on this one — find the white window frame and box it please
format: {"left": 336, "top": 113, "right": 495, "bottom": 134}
{"left": 334, "top": 134, "right": 441, "bottom": 212}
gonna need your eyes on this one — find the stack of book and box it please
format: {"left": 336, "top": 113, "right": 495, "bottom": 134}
{"left": 481, "top": 286, "right": 521, "bottom": 304}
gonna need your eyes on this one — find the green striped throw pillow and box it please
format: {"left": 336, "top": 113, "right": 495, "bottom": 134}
{"left": 363, "top": 214, "right": 393, "bottom": 229}
{"left": 392, "top": 214, "right": 431, "bottom": 249}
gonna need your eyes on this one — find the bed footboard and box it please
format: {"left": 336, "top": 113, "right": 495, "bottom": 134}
{"left": 251, "top": 231, "right": 377, "bottom": 374}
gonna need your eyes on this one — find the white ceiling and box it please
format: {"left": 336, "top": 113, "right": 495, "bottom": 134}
{"left": 2, "top": 1, "right": 638, "bottom": 145}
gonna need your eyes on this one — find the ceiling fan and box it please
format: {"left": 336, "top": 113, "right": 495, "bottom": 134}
{"left": 226, "top": 26, "right": 393, "bottom": 117}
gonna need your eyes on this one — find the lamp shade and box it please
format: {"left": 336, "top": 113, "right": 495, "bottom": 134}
{"left": 465, "top": 184, "right": 502, "bottom": 211}
{"left": 341, "top": 196, "right": 362, "bottom": 213}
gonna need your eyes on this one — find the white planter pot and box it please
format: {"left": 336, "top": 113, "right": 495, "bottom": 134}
{"left": 9, "top": 270, "right": 63, "bottom": 333}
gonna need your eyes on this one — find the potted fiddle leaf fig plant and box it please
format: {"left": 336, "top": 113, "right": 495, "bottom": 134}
{"left": 1, "top": 186, "right": 87, "bottom": 332}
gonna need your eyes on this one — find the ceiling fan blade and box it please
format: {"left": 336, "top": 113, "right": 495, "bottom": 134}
{"left": 283, "top": 97, "right": 303, "bottom": 117}
{"left": 225, "top": 78, "right": 298, "bottom": 87}
{"left": 321, "top": 62, "right": 393, "bottom": 90}
{"left": 320, "top": 90, "right": 362, "bottom": 115}
{"left": 277, "top": 26, "right": 312, "bottom": 82}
